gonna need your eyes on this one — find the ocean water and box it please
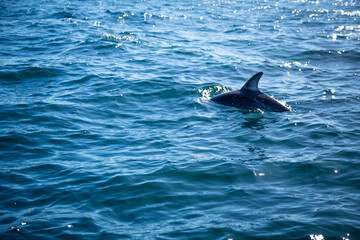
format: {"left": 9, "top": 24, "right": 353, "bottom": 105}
{"left": 1, "top": 0, "right": 360, "bottom": 239}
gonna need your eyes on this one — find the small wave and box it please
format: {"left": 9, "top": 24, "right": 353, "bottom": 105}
{"left": 0, "top": 67, "right": 65, "bottom": 83}
{"left": 198, "top": 84, "right": 230, "bottom": 100}
{"left": 101, "top": 32, "right": 140, "bottom": 46}
{"left": 51, "top": 11, "right": 75, "bottom": 19}
{"left": 279, "top": 61, "right": 317, "bottom": 71}
{"left": 334, "top": 10, "right": 360, "bottom": 17}
{"left": 292, "top": 50, "right": 360, "bottom": 63}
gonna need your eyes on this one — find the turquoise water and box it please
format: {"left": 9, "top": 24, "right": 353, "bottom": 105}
{"left": 1, "top": 0, "right": 360, "bottom": 239}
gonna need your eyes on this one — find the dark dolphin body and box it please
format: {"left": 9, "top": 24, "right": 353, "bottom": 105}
{"left": 211, "top": 72, "right": 291, "bottom": 112}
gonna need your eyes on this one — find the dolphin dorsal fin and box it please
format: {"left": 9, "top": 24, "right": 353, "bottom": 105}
{"left": 241, "top": 72, "right": 263, "bottom": 91}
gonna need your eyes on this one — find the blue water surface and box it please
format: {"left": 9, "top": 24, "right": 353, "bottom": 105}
{"left": 1, "top": 0, "right": 360, "bottom": 239}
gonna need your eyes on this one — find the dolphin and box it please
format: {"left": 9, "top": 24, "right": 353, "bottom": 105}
{"left": 211, "top": 72, "right": 291, "bottom": 112}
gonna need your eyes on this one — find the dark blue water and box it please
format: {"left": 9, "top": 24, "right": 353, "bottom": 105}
{"left": 1, "top": 0, "right": 360, "bottom": 239}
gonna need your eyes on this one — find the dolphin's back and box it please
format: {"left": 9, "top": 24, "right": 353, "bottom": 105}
{"left": 211, "top": 90, "right": 260, "bottom": 110}
{"left": 210, "top": 72, "right": 291, "bottom": 112}
{"left": 256, "top": 92, "right": 290, "bottom": 112}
